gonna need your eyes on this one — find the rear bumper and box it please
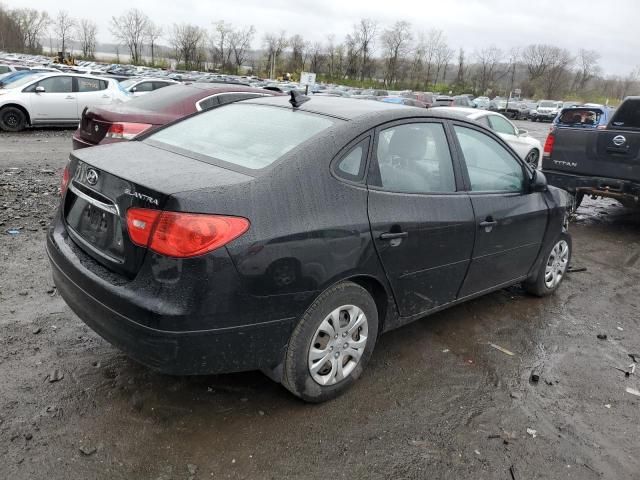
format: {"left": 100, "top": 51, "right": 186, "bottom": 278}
{"left": 542, "top": 170, "right": 640, "bottom": 204}
{"left": 46, "top": 218, "right": 296, "bottom": 375}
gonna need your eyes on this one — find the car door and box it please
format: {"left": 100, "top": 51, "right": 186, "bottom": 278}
{"left": 75, "top": 77, "right": 112, "bottom": 117}
{"left": 487, "top": 114, "right": 529, "bottom": 158}
{"left": 451, "top": 123, "right": 548, "bottom": 297}
{"left": 367, "top": 120, "right": 476, "bottom": 317}
{"left": 27, "top": 76, "right": 76, "bottom": 122}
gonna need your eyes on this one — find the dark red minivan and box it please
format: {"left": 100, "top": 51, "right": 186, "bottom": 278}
{"left": 72, "top": 83, "right": 279, "bottom": 149}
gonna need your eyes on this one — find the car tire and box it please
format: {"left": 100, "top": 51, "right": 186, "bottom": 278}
{"left": 524, "top": 232, "right": 572, "bottom": 297}
{"left": 570, "top": 192, "right": 584, "bottom": 213}
{"left": 281, "top": 281, "right": 379, "bottom": 403}
{"left": 524, "top": 149, "right": 539, "bottom": 168}
{"left": 0, "top": 106, "right": 27, "bottom": 132}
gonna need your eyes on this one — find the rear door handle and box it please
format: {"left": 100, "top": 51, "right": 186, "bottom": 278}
{"left": 65, "top": 96, "right": 75, "bottom": 100}
{"left": 101, "top": 94, "right": 110, "bottom": 99}
{"left": 380, "top": 231, "right": 408, "bottom": 240}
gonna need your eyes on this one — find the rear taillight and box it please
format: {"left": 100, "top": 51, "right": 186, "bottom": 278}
{"left": 127, "top": 208, "right": 250, "bottom": 258}
{"left": 61, "top": 164, "right": 70, "bottom": 196}
{"left": 105, "top": 122, "right": 152, "bottom": 140}
{"left": 543, "top": 132, "right": 555, "bottom": 158}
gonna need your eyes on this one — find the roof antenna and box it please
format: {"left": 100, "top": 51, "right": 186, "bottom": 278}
{"left": 289, "top": 90, "right": 310, "bottom": 108}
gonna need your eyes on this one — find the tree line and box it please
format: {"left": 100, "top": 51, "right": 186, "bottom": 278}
{"left": 1, "top": 4, "right": 638, "bottom": 101}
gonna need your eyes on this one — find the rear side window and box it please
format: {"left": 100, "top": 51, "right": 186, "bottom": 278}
{"left": 77, "top": 77, "right": 107, "bottom": 92}
{"left": 610, "top": 100, "right": 640, "bottom": 129}
{"left": 147, "top": 103, "right": 336, "bottom": 170}
{"left": 153, "top": 81, "right": 172, "bottom": 90}
{"left": 197, "top": 95, "right": 219, "bottom": 111}
{"left": 0, "top": 66, "right": 10, "bottom": 74}
{"left": 454, "top": 126, "right": 524, "bottom": 192}
{"left": 335, "top": 138, "right": 369, "bottom": 181}
{"left": 370, "top": 122, "right": 456, "bottom": 193}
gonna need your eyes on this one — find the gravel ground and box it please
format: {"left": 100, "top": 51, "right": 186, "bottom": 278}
{"left": 1, "top": 126, "right": 640, "bottom": 480}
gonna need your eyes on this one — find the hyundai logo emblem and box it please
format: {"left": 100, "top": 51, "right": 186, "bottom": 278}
{"left": 86, "top": 168, "right": 99, "bottom": 186}
{"left": 613, "top": 135, "right": 626, "bottom": 147}
{"left": 94, "top": 124, "right": 99, "bottom": 132}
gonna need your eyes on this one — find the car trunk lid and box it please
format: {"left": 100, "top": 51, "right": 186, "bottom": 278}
{"left": 63, "top": 142, "right": 253, "bottom": 277}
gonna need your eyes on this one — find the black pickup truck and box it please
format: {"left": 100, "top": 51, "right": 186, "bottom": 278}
{"left": 541, "top": 97, "right": 640, "bottom": 210}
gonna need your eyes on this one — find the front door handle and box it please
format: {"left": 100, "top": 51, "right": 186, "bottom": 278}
{"left": 380, "top": 231, "right": 408, "bottom": 240}
{"left": 65, "top": 95, "right": 75, "bottom": 100}
{"left": 101, "top": 94, "right": 110, "bottom": 99}
{"left": 479, "top": 220, "right": 498, "bottom": 227}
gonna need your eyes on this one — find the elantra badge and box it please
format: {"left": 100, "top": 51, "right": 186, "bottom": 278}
{"left": 86, "top": 168, "right": 99, "bottom": 186}
{"left": 613, "top": 135, "right": 626, "bottom": 147}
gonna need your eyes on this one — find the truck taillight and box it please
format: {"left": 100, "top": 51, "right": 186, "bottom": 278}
{"left": 105, "top": 122, "right": 152, "bottom": 140}
{"left": 127, "top": 208, "right": 250, "bottom": 258}
{"left": 543, "top": 132, "right": 555, "bottom": 158}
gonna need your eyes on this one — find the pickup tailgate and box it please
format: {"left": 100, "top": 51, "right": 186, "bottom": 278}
{"left": 543, "top": 127, "right": 640, "bottom": 182}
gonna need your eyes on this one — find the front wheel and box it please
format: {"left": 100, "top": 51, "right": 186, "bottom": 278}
{"left": 0, "top": 106, "right": 27, "bottom": 132}
{"left": 525, "top": 149, "right": 539, "bottom": 168}
{"left": 524, "top": 233, "right": 572, "bottom": 297}
{"left": 282, "top": 281, "right": 379, "bottom": 402}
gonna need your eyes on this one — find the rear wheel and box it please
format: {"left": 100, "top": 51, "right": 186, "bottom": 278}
{"left": 524, "top": 233, "right": 571, "bottom": 296}
{"left": 0, "top": 106, "right": 27, "bottom": 132}
{"left": 282, "top": 281, "right": 379, "bottom": 402}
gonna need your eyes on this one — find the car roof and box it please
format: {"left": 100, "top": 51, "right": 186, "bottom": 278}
{"left": 243, "top": 95, "right": 467, "bottom": 122}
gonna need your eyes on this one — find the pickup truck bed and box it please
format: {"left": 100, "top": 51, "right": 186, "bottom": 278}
{"left": 541, "top": 97, "right": 640, "bottom": 208}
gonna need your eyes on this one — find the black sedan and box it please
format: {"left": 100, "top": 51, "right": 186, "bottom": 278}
{"left": 47, "top": 94, "right": 572, "bottom": 402}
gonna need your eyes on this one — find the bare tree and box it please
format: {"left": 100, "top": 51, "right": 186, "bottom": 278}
{"left": 539, "top": 47, "right": 573, "bottom": 98}
{"left": 212, "top": 21, "right": 233, "bottom": 71}
{"left": 110, "top": 9, "right": 149, "bottom": 64}
{"left": 522, "top": 44, "right": 556, "bottom": 82}
{"left": 12, "top": 8, "right": 50, "bottom": 53}
{"left": 52, "top": 10, "right": 76, "bottom": 55}
{"left": 76, "top": 19, "right": 97, "bottom": 59}
{"left": 228, "top": 25, "right": 255, "bottom": 74}
{"left": 170, "top": 23, "right": 206, "bottom": 70}
{"left": 344, "top": 32, "right": 360, "bottom": 79}
{"left": 381, "top": 20, "right": 412, "bottom": 86}
{"left": 576, "top": 49, "right": 601, "bottom": 91}
{"left": 454, "top": 48, "right": 465, "bottom": 87}
{"left": 145, "top": 21, "right": 163, "bottom": 66}
{"left": 0, "top": 4, "right": 24, "bottom": 51}
{"left": 308, "top": 41, "right": 323, "bottom": 73}
{"left": 433, "top": 42, "right": 454, "bottom": 86}
{"left": 355, "top": 18, "right": 377, "bottom": 81}
{"left": 263, "top": 31, "right": 287, "bottom": 79}
{"left": 288, "top": 34, "right": 305, "bottom": 73}
{"left": 423, "top": 29, "right": 446, "bottom": 86}
{"left": 474, "top": 46, "right": 503, "bottom": 94}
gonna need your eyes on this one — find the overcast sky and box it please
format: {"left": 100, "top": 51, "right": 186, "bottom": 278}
{"left": 7, "top": 0, "right": 639, "bottom": 75}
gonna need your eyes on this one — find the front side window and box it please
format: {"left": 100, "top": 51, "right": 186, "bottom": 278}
{"left": 489, "top": 115, "right": 517, "bottom": 135}
{"left": 147, "top": 103, "right": 336, "bottom": 170}
{"left": 133, "top": 81, "right": 154, "bottom": 92}
{"left": 37, "top": 76, "right": 72, "bottom": 93}
{"left": 454, "top": 126, "right": 524, "bottom": 192}
{"left": 370, "top": 122, "right": 456, "bottom": 194}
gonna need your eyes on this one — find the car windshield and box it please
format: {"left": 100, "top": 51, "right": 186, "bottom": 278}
{"left": 1, "top": 72, "right": 47, "bottom": 89}
{"left": 119, "top": 79, "right": 137, "bottom": 89}
{"left": 147, "top": 103, "right": 337, "bottom": 170}
{"left": 539, "top": 101, "right": 555, "bottom": 108}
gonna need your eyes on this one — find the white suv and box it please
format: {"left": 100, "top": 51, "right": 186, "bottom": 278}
{"left": 0, "top": 72, "right": 131, "bottom": 131}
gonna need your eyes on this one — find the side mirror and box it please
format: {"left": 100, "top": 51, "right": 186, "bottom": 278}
{"left": 517, "top": 129, "right": 528, "bottom": 136}
{"left": 531, "top": 170, "right": 547, "bottom": 192}
{"left": 131, "top": 86, "right": 137, "bottom": 92}
{"left": 35, "top": 86, "right": 45, "bottom": 93}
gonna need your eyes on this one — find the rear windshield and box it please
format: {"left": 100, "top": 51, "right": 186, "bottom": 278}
{"left": 610, "top": 100, "right": 640, "bottom": 129}
{"left": 557, "top": 108, "right": 602, "bottom": 126}
{"left": 146, "top": 103, "right": 337, "bottom": 170}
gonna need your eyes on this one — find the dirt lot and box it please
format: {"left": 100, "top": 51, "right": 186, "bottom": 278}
{"left": 1, "top": 124, "right": 640, "bottom": 480}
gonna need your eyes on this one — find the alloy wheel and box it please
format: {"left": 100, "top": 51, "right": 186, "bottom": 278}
{"left": 308, "top": 305, "right": 368, "bottom": 386}
{"left": 544, "top": 240, "right": 569, "bottom": 289}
